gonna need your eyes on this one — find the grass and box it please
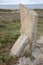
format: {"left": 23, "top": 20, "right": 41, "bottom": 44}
{"left": 36, "top": 17, "right": 43, "bottom": 39}
{"left": 0, "top": 20, "right": 21, "bottom": 45}
{"left": 0, "top": 20, "right": 21, "bottom": 63}
{"left": 0, "top": 9, "right": 13, "bottom": 12}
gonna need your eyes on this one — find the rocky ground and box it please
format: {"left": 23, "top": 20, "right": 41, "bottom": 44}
{"left": 4, "top": 36, "right": 43, "bottom": 65}
{"left": 12, "top": 36, "right": 43, "bottom": 65}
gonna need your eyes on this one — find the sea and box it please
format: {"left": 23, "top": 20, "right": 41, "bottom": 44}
{"left": 0, "top": 4, "right": 43, "bottom": 9}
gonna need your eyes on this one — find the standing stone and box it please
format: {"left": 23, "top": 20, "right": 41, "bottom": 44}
{"left": 20, "top": 4, "right": 38, "bottom": 50}
{"left": 10, "top": 4, "right": 38, "bottom": 57}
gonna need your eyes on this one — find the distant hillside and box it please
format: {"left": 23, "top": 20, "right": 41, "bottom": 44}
{"left": 34, "top": 9, "right": 43, "bottom": 17}
{"left": 0, "top": 9, "right": 18, "bottom": 12}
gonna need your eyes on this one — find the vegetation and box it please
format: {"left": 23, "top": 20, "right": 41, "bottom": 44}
{"left": 0, "top": 20, "right": 21, "bottom": 64}
{"left": 34, "top": 9, "right": 43, "bottom": 11}
{"left": 36, "top": 18, "right": 43, "bottom": 39}
{"left": 0, "top": 9, "right": 19, "bottom": 12}
{"left": 0, "top": 20, "right": 21, "bottom": 44}
{"left": 0, "top": 9, "right": 13, "bottom": 12}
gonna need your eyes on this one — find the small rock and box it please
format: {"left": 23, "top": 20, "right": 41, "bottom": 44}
{"left": 18, "top": 56, "right": 34, "bottom": 65}
{"left": 36, "top": 36, "right": 43, "bottom": 48}
{"left": 32, "top": 48, "right": 41, "bottom": 59}
{"left": 35, "top": 54, "right": 43, "bottom": 65}
{"left": 40, "top": 48, "right": 43, "bottom": 53}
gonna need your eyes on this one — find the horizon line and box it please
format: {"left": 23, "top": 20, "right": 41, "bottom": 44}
{"left": 0, "top": 3, "right": 43, "bottom": 5}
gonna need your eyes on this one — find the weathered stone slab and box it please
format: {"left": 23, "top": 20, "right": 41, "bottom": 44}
{"left": 32, "top": 36, "right": 43, "bottom": 59}
{"left": 36, "top": 36, "right": 43, "bottom": 47}
{"left": 20, "top": 4, "right": 38, "bottom": 50}
{"left": 10, "top": 34, "right": 29, "bottom": 56}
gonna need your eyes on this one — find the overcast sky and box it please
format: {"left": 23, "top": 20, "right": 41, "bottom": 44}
{"left": 0, "top": 0, "right": 43, "bottom": 5}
